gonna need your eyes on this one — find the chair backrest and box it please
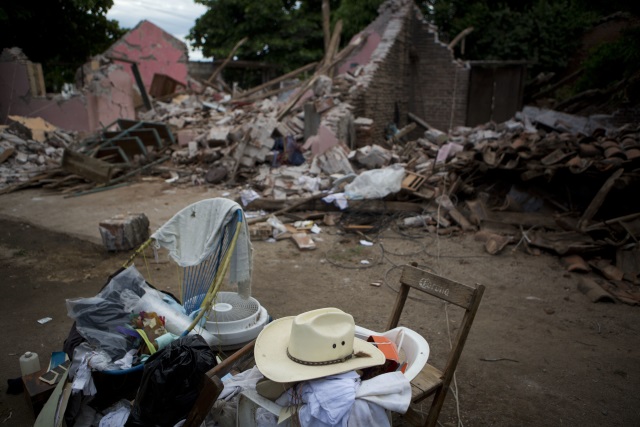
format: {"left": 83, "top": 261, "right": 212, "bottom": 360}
{"left": 387, "top": 264, "right": 485, "bottom": 393}
{"left": 181, "top": 208, "right": 242, "bottom": 315}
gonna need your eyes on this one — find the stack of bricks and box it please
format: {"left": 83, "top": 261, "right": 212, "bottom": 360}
{"left": 99, "top": 213, "right": 149, "bottom": 251}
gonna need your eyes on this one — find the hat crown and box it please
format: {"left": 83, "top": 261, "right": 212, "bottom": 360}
{"left": 288, "top": 308, "right": 355, "bottom": 363}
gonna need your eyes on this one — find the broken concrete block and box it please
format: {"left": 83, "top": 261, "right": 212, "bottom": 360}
{"left": 15, "top": 152, "right": 28, "bottom": 163}
{"left": 312, "top": 145, "right": 355, "bottom": 175}
{"left": 249, "top": 222, "right": 272, "bottom": 241}
{"left": 99, "top": 213, "right": 149, "bottom": 251}
{"left": 176, "top": 129, "right": 197, "bottom": 147}
{"left": 313, "top": 75, "right": 333, "bottom": 97}
{"left": 208, "top": 126, "right": 231, "bottom": 143}
{"left": 241, "top": 145, "right": 272, "bottom": 167}
{"left": 188, "top": 141, "right": 198, "bottom": 158}
{"left": 424, "top": 128, "right": 447, "bottom": 145}
{"left": 355, "top": 145, "right": 392, "bottom": 168}
{"left": 205, "top": 165, "right": 227, "bottom": 184}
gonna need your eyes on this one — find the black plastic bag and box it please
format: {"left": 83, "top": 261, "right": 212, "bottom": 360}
{"left": 125, "top": 334, "right": 217, "bottom": 427}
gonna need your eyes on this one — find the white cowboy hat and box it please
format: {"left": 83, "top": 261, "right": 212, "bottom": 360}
{"left": 255, "top": 307, "right": 385, "bottom": 383}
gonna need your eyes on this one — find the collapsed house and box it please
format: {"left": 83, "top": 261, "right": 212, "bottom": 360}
{"left": 0, "top": 0, "right": 639, "bottom": 304}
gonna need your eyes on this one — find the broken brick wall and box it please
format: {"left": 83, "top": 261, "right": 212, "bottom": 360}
{"left": 84, "top": 65, "right": 136, "bottom": 131}
{"left": 0, "top": 50, "right": 136, "bottom": 132}
{"left": 0, "top": 58, "right": 90, "bottom": 130}
{"left": 105, "top": 20, "right": 189, "bottom": 92}
{"left": 340, "top": 0, "right": 469, "bottom": 143}
{"left": 407, "top": 9, "right": 469, "bottom": 132}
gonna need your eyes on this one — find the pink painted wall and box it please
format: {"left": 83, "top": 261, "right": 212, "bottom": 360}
{"left": 85, "top": 67, "right": 136, "bottom": 131}
{"left": 0, "top": 61, "right": 90, "bottom": 131}
{"left": 106, "top": 20, "right": 189, "bottom": 91}
{"left": 0, "top": 60, "right": 135, "bottom": 132}
{"left": 337, "top": 31, "right": 382, "bottom": 76}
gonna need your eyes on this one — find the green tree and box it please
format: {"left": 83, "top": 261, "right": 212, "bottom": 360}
{"left": 576, "top": 26, "right": 640, "bottom": 92}
{"left": 422, "top": 0, "right": 595, "bottom": 76}
{"left": 0, "top": 0, "right": 125, "bottom": 91}
{"left": 189, "top": 1, "right": 323, "bottom": 71}
{"left": 188, "top": 0, "right": 383, "bottom": 81}
{"left": 334, "top": 0, "right": 385, "bottom": 44}
{"left": 421, "top": 0, "right": 640, "bottom": 104}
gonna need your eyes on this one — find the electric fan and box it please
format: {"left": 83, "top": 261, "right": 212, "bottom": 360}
{"left": 204, "top": 292, "right": 269, "bottom": 350}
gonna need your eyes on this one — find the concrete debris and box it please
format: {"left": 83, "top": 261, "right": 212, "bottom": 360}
{"left": 98, "top": 213, "right": 150, "bottom": 251}
{"left": 0, "top": 126, "right": 71, "bottom": 188}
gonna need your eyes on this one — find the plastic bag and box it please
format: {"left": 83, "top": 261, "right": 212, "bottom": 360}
{"left": 344, "top": 165, "right": 405, "bottom": 200}
{"left": 125, "top": 335, "right": 217, "bottom": 427}
{"left": 65, "top": 265, "right": 202, "bottom": 369}
{"left": 65, "top": 266, "right": 154, "bottom": 365}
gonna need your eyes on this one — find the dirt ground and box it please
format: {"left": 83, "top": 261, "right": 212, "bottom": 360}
{"left": 0, "top": 182, "right": 639, "bottom": 426}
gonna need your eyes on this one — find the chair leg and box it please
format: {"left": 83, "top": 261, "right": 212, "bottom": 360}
{"left": 183, "top": 375, "right": 224, "bottom": 427}
{"left": 403, "top": 406, "right": 424, "bottom": 426}
{"left": 424, "top": 385, "right": 450, "bottom": 427}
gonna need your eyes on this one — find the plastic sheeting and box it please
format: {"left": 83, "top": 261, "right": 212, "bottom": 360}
{"left": 344, "top": 165, "right": 405, "bottom": 200}
{"left": 66, "top": 265, "right": 217, "bottom": 370}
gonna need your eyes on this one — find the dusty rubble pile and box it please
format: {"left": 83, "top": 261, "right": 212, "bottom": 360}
{"left": 0, "top": 119, "right": 76, "bottom": 190}
{"left": 1, "top": 43, "right": 639, "bottom": 305}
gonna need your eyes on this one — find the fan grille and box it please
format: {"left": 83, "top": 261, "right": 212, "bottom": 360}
{"left": 209, "top": 292, "right": 260, "bottom": 322}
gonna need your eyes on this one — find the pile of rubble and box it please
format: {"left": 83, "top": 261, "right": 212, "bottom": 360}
{"left": 0, "top": 117, "right": 76, "bottom": 193}
{"left": 1, "top": 33, "right": 639, "bottom": 305}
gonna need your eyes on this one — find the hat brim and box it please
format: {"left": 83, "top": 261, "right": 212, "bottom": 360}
{"left": 255, "top": 316, "right": 386, "bottom": 383}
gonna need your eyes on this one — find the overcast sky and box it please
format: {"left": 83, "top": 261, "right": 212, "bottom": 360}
{"left": 107, "top": 0, "right": 209, "bottom": 61}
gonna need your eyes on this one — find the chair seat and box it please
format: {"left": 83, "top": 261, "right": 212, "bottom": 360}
{"left": 410, "top": 363, "right": 443, "bottom": 403}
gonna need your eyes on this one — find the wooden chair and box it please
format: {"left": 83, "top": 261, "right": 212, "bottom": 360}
{"left": 183, "top": 263, "right": 484, "bottom": 427}
{"left": 390, "top": 263, "right": 485, "bottom": 427}
{"left": 183, "top": 340, "right": 256, "bottom": 427}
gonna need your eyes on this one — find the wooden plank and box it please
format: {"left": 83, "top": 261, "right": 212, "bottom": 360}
{"left": 322, "top": 0, "right": 331, "bottom": 54}
{"left": 207, "top": 37, "right": 248, "bottom": 84}
{"left": 247, "top": 193, "right": 326, "bottom": 225}
{"left": 276, "top": 33, "right": 365, "bottom": 120}
{"left": 585, "top": 212, "right": 640, "bottom": 232}
{"left": 407, "top": 112, "right": 435, "bottom": 131}
{"left": 425, "top": 283, "right": 485, "bottom": 427}
{"left": 448, "top": 207, "right": 475, "bottom": 231}
{"left": 324, "top": 19, "right": 343, "bottom": 77}
{"left": 206, "top": 340, "right": 256, "bottom": 379}
{"left": 411, "top": 363, "right": 443, "bottom": 402}
{"left": 0, "top": 170, "right": 59, "bottom": 195}
{"left": 233, "top": 80, "right": 304, "bottom": 104}
{"left": 386, "top": 283, "right": 410, "bottom": 331}
{"left": 485, "top": 210, "right": 559, "bottom": 230}
{"left": 245, "top": 198, "right": 425, "bottom": 215}
{"left": 61, "top": 149, "right": 113, "bottom": 183}
{"left": 578, "top": 168, "right": 624, "bottom": 230}
{"left": 35, "top": 63, "right": 46, "bottom": 97}
{"left": 130, "top": 63, "right": 152, "bottom": 111}
{"left": 234, "top": 62, "right": 318, "bottom": 100}
{"left": 343, "top": 225, "right": 375, "bottom": 231}
{"left": 400, "top": 265, "right": 476, "bottom": 309}
{"left": 389, "top": 122, "right": 417, "bottom": 145}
